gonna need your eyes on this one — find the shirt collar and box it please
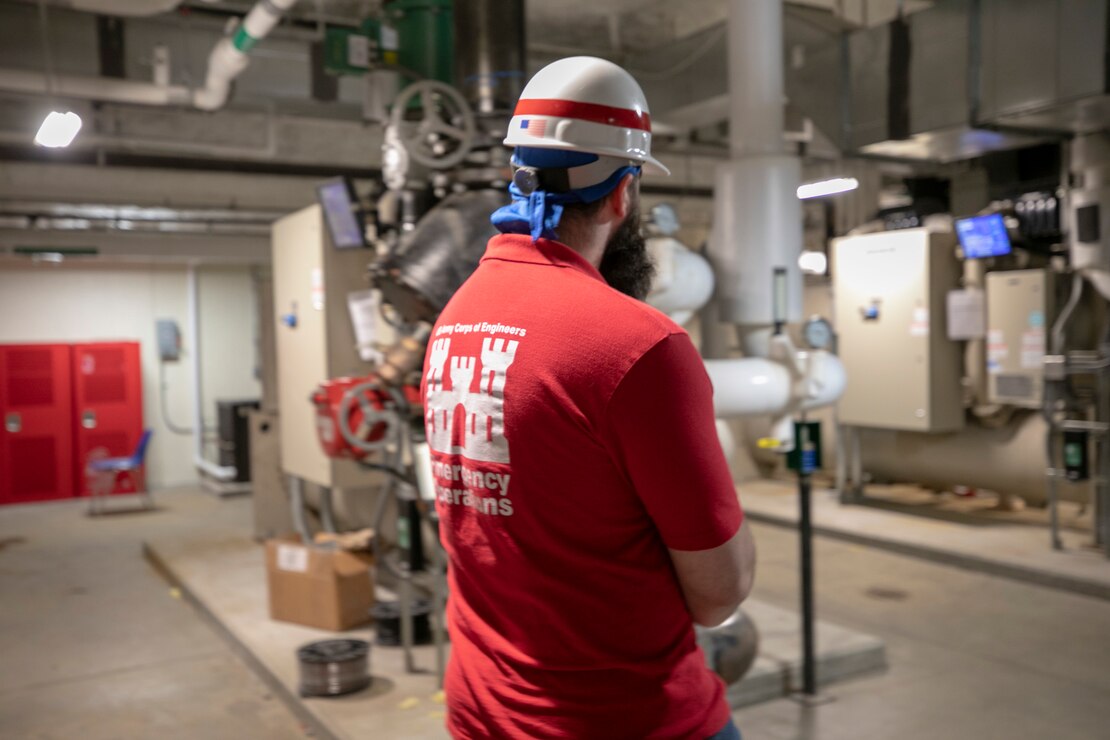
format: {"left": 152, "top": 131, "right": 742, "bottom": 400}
{"left": 480, "top": 233, "right": 607, "bottom": 285}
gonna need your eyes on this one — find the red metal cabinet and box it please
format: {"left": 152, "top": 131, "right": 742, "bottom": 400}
{"left": 71, "top": 342, "right": 144, "bottom": 497}
{"left": 0, "top": 344, "right": 75, "bottom": 504}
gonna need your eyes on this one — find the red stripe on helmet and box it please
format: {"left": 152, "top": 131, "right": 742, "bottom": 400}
{"left": 514, "top": 98, "right": 651, "bottom": 132}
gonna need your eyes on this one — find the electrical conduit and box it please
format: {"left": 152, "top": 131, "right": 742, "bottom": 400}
{"left": 187, "top": 265, "right": 237, "bottom": 481}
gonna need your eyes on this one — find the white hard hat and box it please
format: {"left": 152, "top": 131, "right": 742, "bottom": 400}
{"left": 504, "top": 56, "right": 670, "bottom": 177}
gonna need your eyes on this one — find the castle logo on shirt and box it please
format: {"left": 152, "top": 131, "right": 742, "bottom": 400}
{"left": 424, "top": 321, "right": 525, "bottom": 516}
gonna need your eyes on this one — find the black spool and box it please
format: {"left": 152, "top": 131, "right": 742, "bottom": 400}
{"left": 296, "top": 639, "right": 371, "bottom": 697}
{"left": 371, "top": 599, "right": 433, "bottom": 646}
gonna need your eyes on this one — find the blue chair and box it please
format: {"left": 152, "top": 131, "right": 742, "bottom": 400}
{"left": 86, "top": 429, "right": 154, "bottom": 515}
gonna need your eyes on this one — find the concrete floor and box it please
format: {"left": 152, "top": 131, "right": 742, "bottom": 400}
{"left": 1, "top": 489, "right": 1109, "bottom": 740}
{"left": 741, "top": 479, "right": 1110, "bottom": 600}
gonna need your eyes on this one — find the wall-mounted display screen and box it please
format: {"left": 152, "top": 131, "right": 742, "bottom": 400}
{"left": 316, "top": 178, "right": 366, "bottom": 249}
{"left": 955, "top": 213, "right": 1012, "bottom": 259}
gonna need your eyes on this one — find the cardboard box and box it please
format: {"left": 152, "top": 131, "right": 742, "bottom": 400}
{"left": 265, "top": 537, "right": 374, "bottom": 631}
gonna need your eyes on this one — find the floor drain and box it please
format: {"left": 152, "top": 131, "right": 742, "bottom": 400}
{"left": 865, "top": 586, "right": 910, "bottom": 601}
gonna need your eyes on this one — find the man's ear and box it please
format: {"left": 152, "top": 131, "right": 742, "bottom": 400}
{"left": 609, "top": 173, "right": 637, "bottom": 221}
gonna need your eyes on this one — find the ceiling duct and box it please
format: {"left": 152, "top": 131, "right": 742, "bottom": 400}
{"left": 841, "top": 0, "right": 1109, "bottom": 162}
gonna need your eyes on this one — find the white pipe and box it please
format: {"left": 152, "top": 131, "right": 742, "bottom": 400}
{"left": 708, "top": 0, "right": 803, "bottom": 329}
{"left": 705, "top": 351, "right": 846, "bottom": 418}
{"left": 646, "top": 236, "right": 715, "bottom": 325}
{"left": 0, "top": 68, "right": 190, "bottom": 105}
{"left": 187, "top": 265, "right": 237, "bottom": 481}
{"left": 193, "top": 0, "right": 300, "bottom": 111}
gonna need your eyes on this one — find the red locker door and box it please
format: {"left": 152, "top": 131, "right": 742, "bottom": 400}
{"left": 0, "top": 344, "right": 75, "bottom": 504}
{"left": 71, "top": 342, "right": 144, "bottom": 496}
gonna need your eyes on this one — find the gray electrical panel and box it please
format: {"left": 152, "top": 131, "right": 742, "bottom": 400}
{"left": 156, "top": 319, "right": 181, "bottom": 361}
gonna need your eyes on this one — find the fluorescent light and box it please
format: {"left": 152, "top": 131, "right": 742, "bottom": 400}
{"left": 34, "top": 111, "right": 82, "bottom": 148}
{"left": 798, "top": 250, "right": 828, "bottom": 275}
{"left": 797, "top": 176, "right": 859, "bottom": 200}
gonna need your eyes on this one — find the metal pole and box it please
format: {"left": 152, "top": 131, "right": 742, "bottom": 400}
{"left": 318, "top": 485, "right": 337, "bottom": 533}
{"left": 288, "top": 475, "right": 312, "bottom": 544}
{"left": 798, "top": 419, "right": 818, "bottom": 695}
{"left": 1046, "top": 428, "right": 1063, "bottom": 550}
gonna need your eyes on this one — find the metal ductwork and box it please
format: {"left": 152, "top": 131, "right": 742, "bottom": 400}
{"left": 839, "top": 0, "right": 1109, "bottom": 162}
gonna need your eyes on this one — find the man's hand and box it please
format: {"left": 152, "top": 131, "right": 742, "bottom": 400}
{"left": 668, "top": 519, "right": 756, "bottom": 627}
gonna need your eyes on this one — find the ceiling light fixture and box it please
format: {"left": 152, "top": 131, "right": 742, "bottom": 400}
{"left": 34, "top": 111, "right": 82, "bottom": 148}
{"left": 797, "top": 177, "right": 859, "bottom": 200}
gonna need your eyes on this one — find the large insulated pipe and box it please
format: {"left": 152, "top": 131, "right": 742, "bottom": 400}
{"left": 193, "top": 0, "right": 299, "bottom": 111}
{"left": 706, "top": 353, "right": 846, "bottom": 418}
{"left": 858, "top": 415, "right": 1089, "bottom": 504}
{"left": 452, "top": 0, "right": 526, "bottom": 115}
{"left": 709, "top": 0, "right": 803, "bottom": 336}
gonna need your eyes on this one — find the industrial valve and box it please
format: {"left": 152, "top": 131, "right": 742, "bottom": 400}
{"left": 313, "top": 376, "right": 420, "bottom": 460}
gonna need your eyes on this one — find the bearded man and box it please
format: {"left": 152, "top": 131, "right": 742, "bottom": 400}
{"left": 421, "top": 56, "right": 756, "bottom": 740}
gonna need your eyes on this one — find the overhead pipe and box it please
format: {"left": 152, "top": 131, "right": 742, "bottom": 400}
{"left": 0, "top": 68, "right": 190, "bottom": 105}
{"left": 193, "top": 0, "right": 300, "bottom": 111}
{"left": 187, "top": 264, "right": 238, "bottom": 481}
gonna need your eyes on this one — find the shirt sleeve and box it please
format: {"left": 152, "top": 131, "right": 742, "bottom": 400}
{"left": 604, "top": 332, "right": 744, "bottom": 551}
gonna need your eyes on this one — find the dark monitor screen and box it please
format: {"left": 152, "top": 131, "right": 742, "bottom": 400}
{"left": 316, "top": 178, "right": 366, "bottom": 249}
{"left": 955, "top": 213, "right": 1012, "bottom": 259}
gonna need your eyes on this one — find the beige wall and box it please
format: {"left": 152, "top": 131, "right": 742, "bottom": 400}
{"left": 0, "top": 262, "right": 261, "bottom": 490}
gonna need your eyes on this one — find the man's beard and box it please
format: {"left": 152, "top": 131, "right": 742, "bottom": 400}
{"left": 598, "top": 208, "right": 655, "bottom": 301}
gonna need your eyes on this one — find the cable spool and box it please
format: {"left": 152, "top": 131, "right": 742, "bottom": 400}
{"left": 296, "top": 639, "right": 372, "bottom": 697}
{"left": 370, "top": 599, "right": 434, "bottom": 646}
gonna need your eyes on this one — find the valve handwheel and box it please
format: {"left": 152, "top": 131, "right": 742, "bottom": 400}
{"left": 389, "top": 80, "right": 477, "bottom": 170}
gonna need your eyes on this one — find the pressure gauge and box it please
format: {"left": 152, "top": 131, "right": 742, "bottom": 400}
{"left": 803, "top": 316, "right": 834, "bottom": 350}
{"left": 649, "top": 202, "right": 680, "bottom": 236}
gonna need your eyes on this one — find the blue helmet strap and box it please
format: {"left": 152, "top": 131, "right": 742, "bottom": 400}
{"left": 491, "top": 164, "right": 642, "bottom": 242}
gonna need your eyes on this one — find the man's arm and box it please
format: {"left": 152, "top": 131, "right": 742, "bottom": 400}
{"left": 605, "top": 332, "right": 753, "bottom": 626}
{"left": 669, "top": 519, "right": 756, "bottom": 627}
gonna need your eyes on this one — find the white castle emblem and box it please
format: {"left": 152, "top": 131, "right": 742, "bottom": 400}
{"left": 425, "top": 336, "right": 520, "bottom": 463}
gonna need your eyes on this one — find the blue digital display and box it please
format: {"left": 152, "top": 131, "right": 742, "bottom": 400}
{"left": 317, "top": 178, "right": 366, "bottom": 249}
{"left": 955, "top": 213, "right": 1012, "bottom": 259}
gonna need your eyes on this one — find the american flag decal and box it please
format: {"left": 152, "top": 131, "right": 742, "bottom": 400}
{"left": 521, "top": 119, "right": 547, "bottom": 137}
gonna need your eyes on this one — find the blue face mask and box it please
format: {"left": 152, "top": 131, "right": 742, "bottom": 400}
{"left": 490, "top": 148, "right": 641, "bottom": 241}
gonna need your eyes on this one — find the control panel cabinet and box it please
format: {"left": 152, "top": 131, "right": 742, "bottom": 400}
{"left": 833, "top": 228, "right": 964, "bottom": 432}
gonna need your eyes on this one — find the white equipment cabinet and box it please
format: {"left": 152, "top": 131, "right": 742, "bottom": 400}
{"left": 272, "top": 204, "right": 375, "bottom": 488}
{"left": 833, "top": 228, "right": 964, "bottom": 432}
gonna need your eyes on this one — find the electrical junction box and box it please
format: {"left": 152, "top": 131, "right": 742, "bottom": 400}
{"left": 156, "top": 319, "right": 180, "bottom": 362}
{"left": 986, "top": 269, "right": 1053, "bottom": 408}
{"left": 832, "top": 228, "right": 964, "bottom": 432}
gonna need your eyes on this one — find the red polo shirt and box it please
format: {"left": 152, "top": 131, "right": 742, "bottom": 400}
{"left": 422, "top": 233, "right": 743, "bottom": 739}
